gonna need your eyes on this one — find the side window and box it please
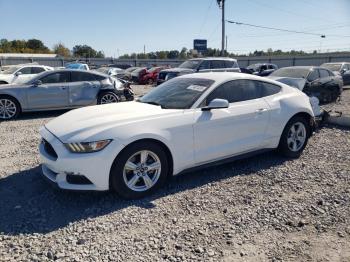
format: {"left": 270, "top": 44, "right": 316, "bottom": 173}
{"left": 210, "top": 60, "right": 225, "bottom": 69}
{"left": 40, "top": 72, "right": 70, "bottom": 84}
{"left": 94, "top": 74, "right": 106, "bottom": 81}
{"left": 307, "top": 70, "right": 319, "bottom": 82}
{"left": 198, "top": 61, "right": 210, "bottom": 70}
{"left": 319, "top": 69, "right": 330, "bottom": 78}
{"left": 259, "top": 82, "right": 281, "bottom": 97}
{"left": 71, "top": 72, "right": 97, "bottom": 82}
{"left": 206, "top": 85, "right": 227, "bottom": 104}
{"left": 345, "top": 64, "right": 350, "bottom": 70}
{"left": 18, "top": 67, "right": 32, "bottom": 74}
{"left": 205, "top": 80, "right": 260, "bottom": 105}
{"left": 224, "top": 61, "right": 234, "bottom": 68}
{"left": 31, "top": 67, "right": 45, "bottom": 74}
{"left": 225, "top": 80, "right": 260, "bottom": 102}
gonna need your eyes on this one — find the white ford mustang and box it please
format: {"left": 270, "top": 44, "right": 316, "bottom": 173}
{"left": 39, "top": 72, "right": 315, "bottom": 199}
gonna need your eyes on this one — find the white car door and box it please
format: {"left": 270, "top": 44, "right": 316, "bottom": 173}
{"left": 193, "top": 79, "right": 270, "bottom": 165}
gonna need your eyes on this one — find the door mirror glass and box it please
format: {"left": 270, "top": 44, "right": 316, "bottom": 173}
{"left": 202, "top": 98, "right": 229, "bottom": 111}
{"left": 33, "top": 80, "right": 42, "bottom": 86}
{"left": 15, "top": 71, "right": 22, "bottom": 76}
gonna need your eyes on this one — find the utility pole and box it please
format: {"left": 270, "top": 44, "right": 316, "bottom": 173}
{"left": 217, "top": 0, "right": 225, "bottom": 56}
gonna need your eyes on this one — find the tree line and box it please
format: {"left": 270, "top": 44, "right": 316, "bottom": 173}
{"left": 0, "top": 39, "right": 105, "bottom": 58}
{"left": 1, "top": 38, "right": 348, "bottom": 59}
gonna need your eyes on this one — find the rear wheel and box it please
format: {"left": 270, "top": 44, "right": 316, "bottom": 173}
{"left": 278, "top": 116, "right": 310, "bottom": 158}
{"left": 147, "top": 78, "right": 154, "bottom": 85}
{"left": 110, "top": 141, "right": 168, "bottom": 199}
{"left": 97, "top": 91, "right": 120, "bottom": 105}
{"left": 0, "top": 97, "right": 20, "bottom": 120}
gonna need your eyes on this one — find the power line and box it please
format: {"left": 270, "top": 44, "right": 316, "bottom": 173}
{"left": 226, "top": 20, "right": 350, "bottom": 38}
{"left": 226, "top": 20, "right": 327, "bottom": 38}
{"left": 198, "top": 0, "right": 215, "bottom": 36}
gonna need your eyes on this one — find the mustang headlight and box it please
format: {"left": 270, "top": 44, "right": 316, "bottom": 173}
{"left": 65, "top": 140, "right": 112, "bottom": 153}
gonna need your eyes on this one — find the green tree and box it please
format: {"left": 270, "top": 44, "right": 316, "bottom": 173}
{"left": 26, "top": 39, "right": 50, "bottom": 52}
{"left": 53, "top": 43, "right": 71, "bottom": 57}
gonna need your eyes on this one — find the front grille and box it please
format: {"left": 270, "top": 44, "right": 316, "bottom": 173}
{"left": 42, "top": 139, "right": 58, "bottom": 160}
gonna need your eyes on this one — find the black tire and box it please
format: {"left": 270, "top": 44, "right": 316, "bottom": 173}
{"left": 97, "top": 91, "right": 120, "bottom": 105}
{"left": 147, "top": 78, "right": 154, "bottom": 85}
{"left": 110, "top": 141, "right": 169, "bottom": 199}
{"left": 278, "top": 116, "right": 310, "bottom": 158}
{"left": 0, "top": 96, "right": 21, "bottom": 120}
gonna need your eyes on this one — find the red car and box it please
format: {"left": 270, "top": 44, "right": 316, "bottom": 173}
{"left": 139, "top": 66, "right": 168, "bottom": 85}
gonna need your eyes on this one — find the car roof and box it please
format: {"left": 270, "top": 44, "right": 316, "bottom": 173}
{"left": 177, "top": 72, "right": 281, "bottom": 84}
{"left": 322, "top": 62, "right": 348, "bottom": 65}
{"left": 279, "top": 66, "right": 314, "bottom": 70}
{"left": 45, "top": 69, "right": 107, "bottom": 76}
{"left": 189, "top": 57, "right": 237, "bottom": 62}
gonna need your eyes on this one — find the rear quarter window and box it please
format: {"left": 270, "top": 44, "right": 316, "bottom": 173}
{"left": 258, "top": 82, "right": 281, "bottom": 97}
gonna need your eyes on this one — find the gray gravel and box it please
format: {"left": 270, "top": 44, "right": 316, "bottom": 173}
{"left": 0, "top": 88, "right": 349, "bottom": 261}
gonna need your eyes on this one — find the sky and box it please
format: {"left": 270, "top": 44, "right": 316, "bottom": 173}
{"left": 0, "top": 0, "right": 350, "bottom": 57}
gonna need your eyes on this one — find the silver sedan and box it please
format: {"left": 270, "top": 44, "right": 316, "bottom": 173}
{"left": 0, "top": 69, "right": 124, "bottom": 120}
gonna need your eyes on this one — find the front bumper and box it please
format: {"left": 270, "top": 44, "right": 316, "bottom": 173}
{"left": 39, "top": 127, "right": 125, "bottom": 191}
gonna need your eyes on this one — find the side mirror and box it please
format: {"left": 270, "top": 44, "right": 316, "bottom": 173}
{"left": 15, "top": 71, "right": 22, "bottom": 76}
{"left": 202, "top": 98, "right": 229, "bottom": 111}
{"left": 33, "top": 80, "right": 42, "bottom": 86}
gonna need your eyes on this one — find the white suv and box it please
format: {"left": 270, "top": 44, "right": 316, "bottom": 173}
{"left": 0, "top": 65, "right": 53, "bottom": 84}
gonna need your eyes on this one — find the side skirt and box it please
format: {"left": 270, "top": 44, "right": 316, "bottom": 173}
{"left": 176, "top": 149, "right": 273, "bottom": 176}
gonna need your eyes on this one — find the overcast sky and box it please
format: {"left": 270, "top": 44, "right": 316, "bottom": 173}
{"left": 1, "top": 0, "right": 349, "bottom": 57}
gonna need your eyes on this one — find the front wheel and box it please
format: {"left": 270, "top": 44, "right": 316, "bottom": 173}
{"left": 0, "top": 97, "right": 20, "bottom": 120}
{"left": 110, "top": 142, "right": 169, "bottom": 199}
{"left": 278, "top": 116, "right": 310, "bottom": 158}
{"left": 97, "top": 91, "right": 120, "bottom": 105}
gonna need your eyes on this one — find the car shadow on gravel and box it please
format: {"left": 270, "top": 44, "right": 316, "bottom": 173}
{"left": 0, "top": 152, "right": 287, "bottom": 236}
{"left": 19, "top": 110, "right": 70, "bottom": 120}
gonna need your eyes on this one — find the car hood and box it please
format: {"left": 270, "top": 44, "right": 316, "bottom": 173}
{"left": 268, "top": 76, "right": 306, "bottom": 91}
{"left": 160, "top": 68, "right": 195, "bottom": 74}
{"left": 45, "top": 102, "right": 182, "bottom": 143}
{"left": 0, "top": 74, "right": 13, "bottom": 81}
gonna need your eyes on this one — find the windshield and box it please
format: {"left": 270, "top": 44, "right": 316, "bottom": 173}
{"left": 148, "top": 67, "right": 160, "bottom": 73}
{"left": 247, "top": 64, "right": 261, "bottom": 71}
{"left": 2, "top": 66, "right": 21, "bottom": 74}
{"left": 96, "top": 68, "right": 110, "bottom": 74}
{"left": 125, "top": 67, "right": 138, "bottom": 72}
{"left": 321, "top": 63, "right": 342, "bottom": 71}
{"left": 270, "top": 68, "right": 310, "bottom": 78}
{"left": 66, "top": 64, "right": 84, "bottom": 69}
{"left": 178, "top": 60, "right": 201, "bottom": 69}
{"left": 138, "top": 77, "right": 214, "bottom": 109}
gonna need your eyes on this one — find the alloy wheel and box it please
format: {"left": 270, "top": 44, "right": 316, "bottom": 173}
{"left": 287, "top": 122, "right": 306, "bottom": 152}
{"left": 0, "top": 98, "right": 17, "bottom": 119}
{"left": 123, "top": 150, "right": 162, "bottom": 192}
{"left": 100, "top": 94, "right": 118, "bottom": 104}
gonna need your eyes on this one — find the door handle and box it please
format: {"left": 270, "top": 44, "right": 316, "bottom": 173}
{"left": 60, "top": 87, "right": 66, "bottom": 90}
{"left": 256, "top": 108, "right": 268, "bottom": 114}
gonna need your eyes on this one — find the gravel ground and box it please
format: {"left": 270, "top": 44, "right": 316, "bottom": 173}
{"left": 0, "top": 88, "right": 349, "bottom": 261}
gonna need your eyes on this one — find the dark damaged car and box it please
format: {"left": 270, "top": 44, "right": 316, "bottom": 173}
{"left": 268, "top": 66, "right": 343, "bottom": 103}
{"left": 157, "top": 57, "right": 240, "bottom": 85}
{"left": 0, "top": 69, "right": 124, "bottom": 120}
